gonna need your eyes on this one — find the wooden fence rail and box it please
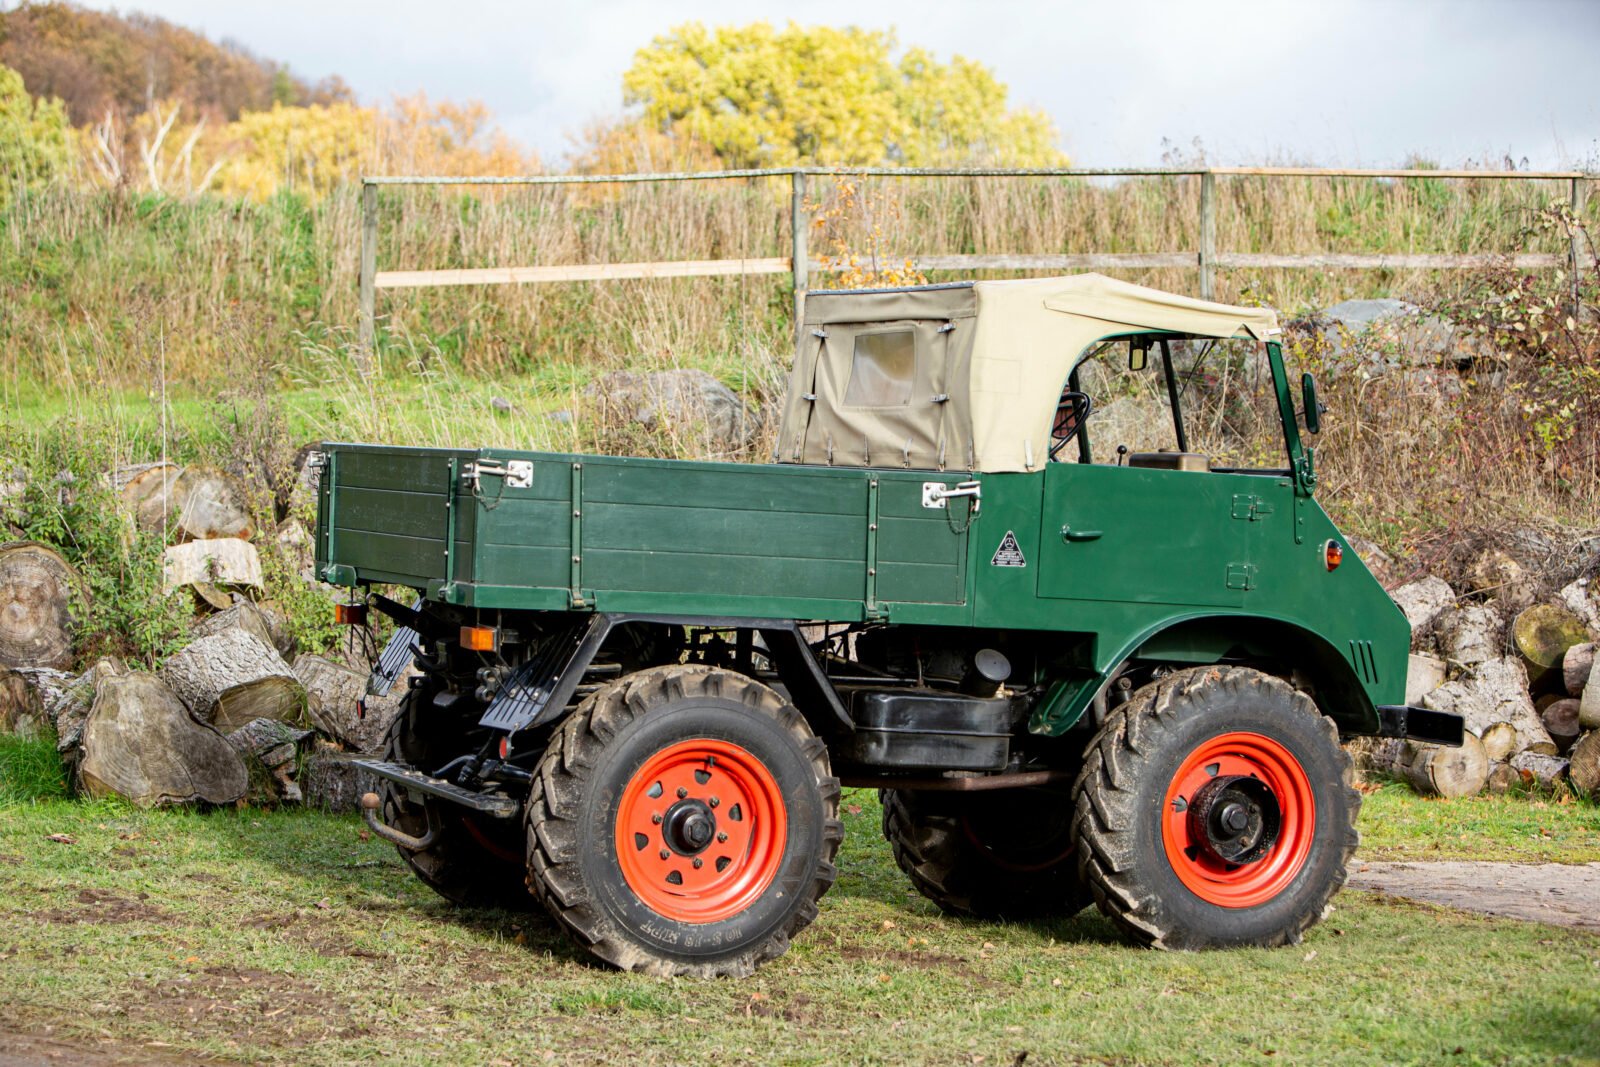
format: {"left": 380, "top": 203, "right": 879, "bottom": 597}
{"left": 358, "top": 166, "right": 1596, "bottom": 352}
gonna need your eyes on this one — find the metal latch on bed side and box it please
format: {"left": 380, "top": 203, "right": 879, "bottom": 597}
{"left": 922, "top": 480, "right": 982, "bottom": 514}
{"left": 465, "top": 459, "right": 533, "bottom": 489}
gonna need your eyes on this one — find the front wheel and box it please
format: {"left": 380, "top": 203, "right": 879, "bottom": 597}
{"left": 1071, "top": 666, "right": 1359, "bottom": 949}
{"left": 525, "top": 665, "right": 842, "bottom": 976}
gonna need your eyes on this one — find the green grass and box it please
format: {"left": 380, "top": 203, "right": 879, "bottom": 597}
{"left": 0, "top": 736, "right": 68, "bottom": 807}
{"left": 0, "top": 782, "right": 1596, "bottom": 1066}
{"left": 1358, "top": 779, "right": 1600, "bottom": 863}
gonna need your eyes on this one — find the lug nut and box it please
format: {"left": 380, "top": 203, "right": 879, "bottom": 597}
{"left": 659, "top": 848, "right": 670, "bottom": 860}
{"left": 708, "top": 797, "right": 719, "bottom": 808}
{"left": 692, "top": 858, "right": 703, "bottom": 869}
{"left": 677, "top": 787, "right": 688, "bottom": 799}
{"left": 716, "top": 831, "right": 728, "bottom": 843}
{"left": 652, "top": 813, "right": 663, "bottom": 825}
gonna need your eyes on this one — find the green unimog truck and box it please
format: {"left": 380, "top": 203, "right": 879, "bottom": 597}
{"left": 316, "top": 273, "right": 1461, "bottom": 977}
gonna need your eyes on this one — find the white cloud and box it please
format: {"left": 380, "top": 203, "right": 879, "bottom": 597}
{"left": 47, "top": 0, "right": 1600, "bottom": 168}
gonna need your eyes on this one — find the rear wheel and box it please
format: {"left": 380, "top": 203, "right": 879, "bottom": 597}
{"left": 379, "top": 690, "right": 536, "bottom": 911}
{"left": 881, "top": 786, "right": 1090, "bottom": 919}
{"left": 1071, "top": 666, "right": 1359, "bottom": 949}
{"left": 525, "top": 665, "right": 842, "bottom": 976}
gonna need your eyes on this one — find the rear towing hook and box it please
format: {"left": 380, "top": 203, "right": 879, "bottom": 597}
{"left": 360, "top": 792, "right": 440, "bottom": 852}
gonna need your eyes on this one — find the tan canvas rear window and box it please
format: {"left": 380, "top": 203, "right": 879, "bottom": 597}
{"left": 844, "top": 329, "right": 915, "bottom": 407}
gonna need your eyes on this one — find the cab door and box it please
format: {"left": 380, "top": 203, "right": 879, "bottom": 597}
{"left": 1036, "top": 463, "right": 1261, "bottom": 609}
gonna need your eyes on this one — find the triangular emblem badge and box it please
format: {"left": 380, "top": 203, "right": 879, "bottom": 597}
{"left": 991, "top": 530, "right": 1026, "bottom": 568}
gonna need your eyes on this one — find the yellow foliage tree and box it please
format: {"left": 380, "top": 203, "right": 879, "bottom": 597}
{"left": 0, "top": 62, "right": 70, "bottom": 204}
{"left": 622, "top": 22, "right": 1063, "bottom": 168}
{"left": 215, "top": 101, "right": 374, "bottom": 200}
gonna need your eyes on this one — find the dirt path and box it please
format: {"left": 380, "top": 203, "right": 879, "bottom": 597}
{"left": 1348, "top": 861, "right": 1600, "bottom": 930}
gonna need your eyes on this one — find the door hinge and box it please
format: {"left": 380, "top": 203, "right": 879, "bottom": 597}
{"left": 1225, "top": 563, "right": 1257, "bottom": 591}
{"left": 1230, "top": 493, "right": 1274, "bottom": 521}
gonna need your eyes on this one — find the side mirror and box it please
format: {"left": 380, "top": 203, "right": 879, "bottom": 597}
{"left": 1301, "top": 373, "right": 1322, "bottom": 435}
{"left": 1128, "top": 340, "right": 1148, "bottom": 372}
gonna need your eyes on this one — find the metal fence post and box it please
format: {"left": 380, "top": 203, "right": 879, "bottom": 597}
{"left": 1198, "top": 171, "right": 1217, "bottom": 301}
{"left": 358, "top": 180, "right": 378, "bottom": 365}
{"left": 791, "top": 170, "right": 808, "bottom": 336}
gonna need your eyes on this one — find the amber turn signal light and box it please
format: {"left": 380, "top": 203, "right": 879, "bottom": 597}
{"left": 1323, "top": 540, "right": 1344, "bottom": 571}
{"left": 334, "top": 602, "right": 367, "bottom": 626}
{"left": 460, "top": 625, "right": 500, "bottom": 652}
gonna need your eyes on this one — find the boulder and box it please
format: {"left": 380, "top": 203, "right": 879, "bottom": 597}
{"left": 585, "top": 369, "right": 760, "bottom": 453}
{"left": 1288, "top": 299, "right": 1491, "bottom": 375}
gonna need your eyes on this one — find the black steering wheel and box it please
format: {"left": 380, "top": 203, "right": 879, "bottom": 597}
{"left": 1049, "top": 390, "right": 1092, "bottom": 461}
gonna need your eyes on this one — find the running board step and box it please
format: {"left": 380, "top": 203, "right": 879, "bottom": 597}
{"left": 350, "top": 759, "right": 521, "bottom": 818}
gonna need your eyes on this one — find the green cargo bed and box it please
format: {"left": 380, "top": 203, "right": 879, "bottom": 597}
{"left": 315, "top": 443, "right": 978, "bottom": 625}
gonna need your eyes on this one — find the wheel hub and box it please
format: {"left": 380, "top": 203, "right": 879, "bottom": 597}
{"left": 661, "top": 798, "right": 716, "bottom": 855}
{"left": 1189, "top": 774, "right": 1280, "bottom": 865}
{"left": 614, "top": 738, "right": 788, "bottom": 923}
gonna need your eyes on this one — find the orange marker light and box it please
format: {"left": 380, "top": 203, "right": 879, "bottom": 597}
{"left": 1324, "top": 540, "right": 1344, "bottom": 572}
{"left": 334, "top": 603, "right": 367, "bottom": 626}
{"left": 460, "top": 625, "right": 500, "bottom": 652}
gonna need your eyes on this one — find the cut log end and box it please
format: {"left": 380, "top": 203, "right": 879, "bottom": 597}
{"left": 1568, "top": 730, "right": 1600, "bottom": 798}
{"left": 1512, "top": 603, "right": 1588, "bottom": 688}
{"left": 0, "top": 542, "right": 81, "bottom": 671}
{"left": 1404, "top": 734, "right": 1489, "bottom": 798}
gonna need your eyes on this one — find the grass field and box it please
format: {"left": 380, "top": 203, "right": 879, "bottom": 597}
{"left": 1, "top": 752, "right": 1597, "bottom": 1066}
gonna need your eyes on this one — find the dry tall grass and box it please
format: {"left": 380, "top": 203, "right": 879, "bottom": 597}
{"left": 3, "top": 170, "right": 1596, "bottom": 549}
{"left": 3, "top": 170, "right": 1590, "bottom": 388}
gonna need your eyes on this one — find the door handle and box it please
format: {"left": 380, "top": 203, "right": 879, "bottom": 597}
{"left": 1061, "top": 526, "right": 1103, "bottom": 543}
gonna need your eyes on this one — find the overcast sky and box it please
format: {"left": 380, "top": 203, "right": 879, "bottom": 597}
{"left": 57, "top": 0, "right": 1600, "bottom": 169}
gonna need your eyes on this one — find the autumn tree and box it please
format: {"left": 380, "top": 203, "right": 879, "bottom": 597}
{"left": 622, "top": 22, "right": 1061, "bottom": 168}
{"left": 0, "top": 62, "right": 69, "bottom": 204}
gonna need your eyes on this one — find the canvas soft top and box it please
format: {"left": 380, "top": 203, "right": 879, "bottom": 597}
{"left": 775, "top": 273, "right": 1282, "bottom": 474}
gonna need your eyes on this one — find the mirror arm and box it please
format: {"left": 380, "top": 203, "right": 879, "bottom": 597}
{"left": 1159, "top": 338, "right": 1188, "bottom": 453}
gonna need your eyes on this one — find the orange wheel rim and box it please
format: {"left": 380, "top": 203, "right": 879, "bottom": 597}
{"left": 1161, "top": 732, "right": 1315, "bottom": 909}
{"left": 615, "top": 738, "right": 788, "bottom": 924}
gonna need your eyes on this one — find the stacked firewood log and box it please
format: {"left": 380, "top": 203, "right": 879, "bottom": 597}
{"left": 0, "top": 456, "right": 397, "bottom": 810}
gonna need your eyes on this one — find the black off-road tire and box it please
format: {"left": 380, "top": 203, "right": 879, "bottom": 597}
{"left": 881, "top": 786, "right": 1091, "bottom": 919}
{"left": 379, "top": 691, "right": 537, "bottom": 911}
{"left": 525, "top": 664, "right": 842, "bottom": 977}
{"left": 1071, "top": 666, "right": 1359, "bottom": 949}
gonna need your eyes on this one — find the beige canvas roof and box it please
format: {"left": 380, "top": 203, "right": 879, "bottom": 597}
{"left": 775, "top": 273, "right": 1281, "bottom": 474}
